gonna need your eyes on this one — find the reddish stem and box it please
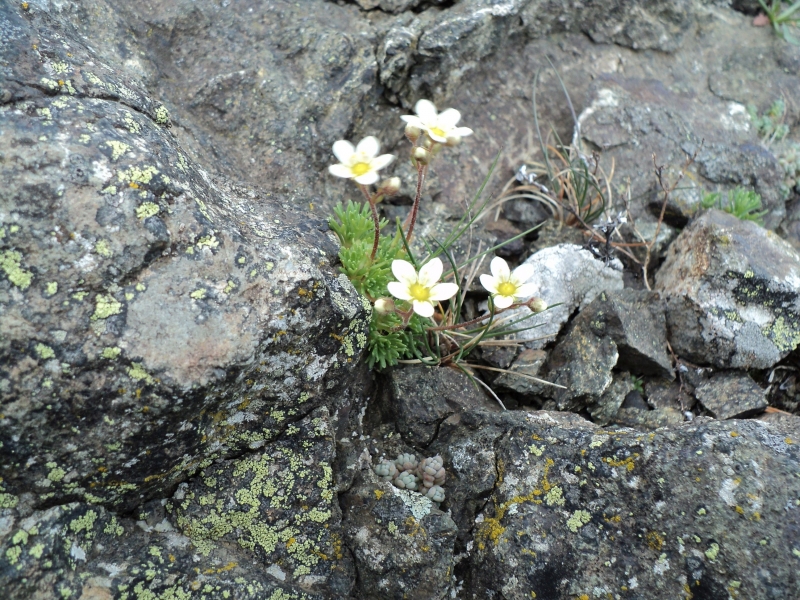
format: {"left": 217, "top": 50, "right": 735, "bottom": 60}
{"left": 358, "top": 183, "right": 380, "bottom": 261}
{"left": 405, "top": 162, "right": 426, "bottom": 243}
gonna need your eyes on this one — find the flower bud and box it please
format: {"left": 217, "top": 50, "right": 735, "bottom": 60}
{"left": 422, "top": 136, "right": 436, "bottom": 150}
{"left": 445, "top": 135, "right": 461, "bottom": 147}
{"left": 374, "top": 297, "right": 395, "bottom": 315}
{"left": 412, "top": 147, "right": 430, "bottom": 166}
{"left": 529, "top": 297, "right": 547, "bottom": 313}
{"left": 404, "top": 123, "right": 422, "bottom": 143}
{"left": 378, "top": 177, "right": 401, "bottom": 197}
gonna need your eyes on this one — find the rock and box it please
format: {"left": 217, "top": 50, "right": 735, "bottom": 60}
{"left": 1, "top": 409, "right": 353, "bottom": 599}
{"left": 614, "top": 406, "right": 685, "bottom": 429}
{"left": 646, "top": 378, "right": 695, "bottom": 411}
{"left": 577, "top": 78, "right": 787, "bottom": 230}
{"left": 387, "top": 365, "right": 497, "bottom": 447}
{"left": 433, "top": 410, "right": 800, "bottom": 599}
{"left": 696, "top": 372, "right": 768, "bottom": 420}
{"left": 492, "top": 348, "right": 548, "bottom": 397}
{"left": 588, "top": 374, "right": 634, "bottom": 426}
{"left": 543, "top": 288, "right": 672, "bottom": 413}
{"left": 341, "top": 456, "right": 457, "bottom": 600}
{"left": 656, "top": 209, "right": 800, "bottom": 369}
{"left": 0, "top": 5, "right": 370, "bottom": 513}
{"left": 500, "top": 244, "right": 624, "bottom": 349}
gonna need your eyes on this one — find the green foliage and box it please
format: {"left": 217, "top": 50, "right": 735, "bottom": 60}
{"left": 757, "top": 0, "right": 800, "bottom": 45}
{"left": 747, "top": 100, "right": 789, "bottom": 143}
{"left": 701, "top": 187, "right": 768, "bottom": 225}
{"left": 631, "top": 375, "right": 644, "bottom": 394}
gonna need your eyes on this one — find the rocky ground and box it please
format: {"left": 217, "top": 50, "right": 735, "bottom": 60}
{"left": 1, "top": 0, "right": 799, "bottom": 598}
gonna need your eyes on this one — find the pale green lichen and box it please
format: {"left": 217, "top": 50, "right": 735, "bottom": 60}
{"left": 102, "top": 347, "right": 121, "bottom": 360}
{"left": 136, "top": 202, "right": 160, "bottom": 220}
{"left": 123, "top": 112, "right": 141, "bottom": 134}
{"left": 1, "top": 250, "right": 33, "bottom": 290}
{"left": 223, "top": 281, "right": 236, "bottom": 294}
{"left": 101, "top": 185, "right": 117, "bottom": 195}
{"left": 566, "top": 510, "right": 591, "bottom": 533}
{"left": 46, "top": 281, "right": 58, "bottom": 296}
{"left": 705, "top": 542, "right": 720, "bottom": 561}
{"left": 155, "top": 106, "right": 170, "bottom": 124}
{"left": 0, "top": 493, "right": 19, "bottom": 509}
{"left": 128, "top": 363, "right": 154, "bottom": 385}
{"left": 29, "top": 543, "right": 45, "bottom": 559}
{"left": 544, "top": 485, "right": 565, "bottom": 507}
{"left": 91, "top": 294, "right": 122, "bottom": 320}
{"left": 764, "top": 316, "right": 800, "bottom": 352}
{"left": 197, "top": 235, "right": 219, "bottom": 249}
{"left": 117, "top": 165, "right": 158, "bottom": 185}
{"left": 528, "top": 444, "right": 544, "bottom": 457}
{"left": 95, "top": 239, "right": 113, "bottom": 258}
{"left": 35, "top": 343, "right": 55, "bottom": 360}
{"left": 106, "top": 140, "right": 131, "bottom": 161}
{"left": 190, "top": 288, "right": 207, "bottom": 300}
{"left": 69, "top": 510, "right": 98, "bottom": 538}
{"left": 47, "top": 464, "right": 66, "bottom": 482}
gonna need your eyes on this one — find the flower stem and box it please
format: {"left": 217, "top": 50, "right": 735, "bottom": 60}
{"left": 405, "top": 162, "right": 426, "bottom": 243}
{"left": 358, "top": 183, "right": 381, "bottom": 261}
{"left": 425, "top": 299, "right": 537, "bottom": 332}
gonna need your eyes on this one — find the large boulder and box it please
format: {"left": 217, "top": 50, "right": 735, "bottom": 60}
{"left": 656, "top": 210, "right": 800, "bottom": 369}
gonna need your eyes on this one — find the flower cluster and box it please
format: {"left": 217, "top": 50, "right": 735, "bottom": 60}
{"left": 326, "top": 97, "right": 547, "bottom": 370}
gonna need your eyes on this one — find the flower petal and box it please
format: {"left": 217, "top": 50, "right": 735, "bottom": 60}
{"left": 412, "top": 300, "right": 435, "bottom": 318}
{"left": 514, "top": 283, "right": 537, "bottom": 299}
{"left": 356, "top": 136, "right": 380, "bottom": 158}
{"left": 511, "top": 263, "right": 534, "bottom": 284}
{"left": 418, "top": 257, "right": 443, "bottom": 287}
{"left": 401, "top": 115, "right": 424, "bottom": 128}
{"left": 452, "top": 126, "right": 474, "bottom": 138}
{"left": 414, "top": 99, "right": 438, "bottom": 123}
{"left": 427, "top": 130, "right": 448, "bottom": 143}
{"left": 328, "top": 164, "right": 353, "bottom": 179}
{"left": 492, "top": 294, "right": 514, "bottom": 309}
{"left": 370, "top": 154, "right": 395, "bottom": 171}
{"left": 332, "top": 140, "right": 355, "bottom": 164}
{"left": 387, "top": 281, "right": 412, "bottom": 301}
{"left": 480, "top": 274, "right": 499, "bottom": 294}
{"left": 354, "top": 171, "right": 379, "bottom": 185}
{"left": 437, "top": 108, "right": 461, "bottom": 129}
{"left": 490, "top": 256, "right": 510, "bottom": 280}
{"left": 391, "top": 260, "right": 418, "bottom": 286}
{"left": 429, "top": 282, "right": 459, "bottom": 302}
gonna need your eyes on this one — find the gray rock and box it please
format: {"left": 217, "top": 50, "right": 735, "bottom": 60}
{"left": 434, "top": 410, "right": 800, "bottom": 599}
{"left": 588, "top": 373, "right": 634, "bottom": 426}
{"left": 500, "top": 244, "right": 624, "bottom": 350}
{"left": 614, "top": 406, "right": 685, "bottom": 429}
{"left": 0, "top": 410, "right": 351, "bottom": 599}
{"left": 656, "top": 210, "right": 800, "bottom": 369}
{"left": 578, "top": 79, "right": 787, "bottom": 230}
{"left": 696, "top": 372, "right": 768, "bottom": 420}
{"left": 492, "top": 348, "right": 548, "bottom": 397}
{"left": 387, "top": 365, "right": 497, "bottom": 446}
{"left": 341, "top": 455, "right": 457, "bottom": 600}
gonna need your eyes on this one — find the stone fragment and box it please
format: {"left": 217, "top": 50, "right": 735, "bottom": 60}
{"left": 500, "top": 244, "right": 624, "bottom": 349}
{"left": 696, "top": 372, "right": 768, "bottom": 420}
{"left": 588, "top": 374, "right": 634, "bottom": 426}
{"left": 492, "top": 349, "right": 548, "bottom": 397}
{"left": 388, "top": 365, "right": 497, "bottom": 446}
{"left": 656, "top": 210, "right": 800, "bottom": 369}
{"left": 614, "top": 406, "right": 685, "bottom": 429}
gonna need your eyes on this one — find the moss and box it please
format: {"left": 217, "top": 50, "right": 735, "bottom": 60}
{"left": 1, "top": 250, "right": 33, "bottom": 289}
{"left": 35, "top": 343, "right": 55, "bottom": 359}
{"left": 106, "top": 140, "right": 131, "bottom": 161}
{"left": 136, "top": 202, "right": 160, "bottom": 220}
{"left": 92, "top": 294, "right": 122, "bottom": 320}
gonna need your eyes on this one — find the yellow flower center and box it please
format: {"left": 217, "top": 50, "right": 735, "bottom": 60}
{"left": 430, "top": 127, "right": 446, "bottom": 138}
{"left": 497, "top": 281, "right": 517, "bottom": 297}
{"left": 351, "top": 162, "right": 371, "bottom": 176}
{"left": 409, "top": 283, "right": 431, "bottom": 302}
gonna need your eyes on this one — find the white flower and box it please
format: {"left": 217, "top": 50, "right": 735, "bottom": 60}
{"left": 328, "top": 136, "right": 395, "bottom": 185}
{"left": 479, "top": 256, "right": 536, "bottom": 309}
{"left": 401, "top": 99, "right": 473, "bottom": 144}
{"left": 387, "top": 258, "right": 459, "bottom": 318}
